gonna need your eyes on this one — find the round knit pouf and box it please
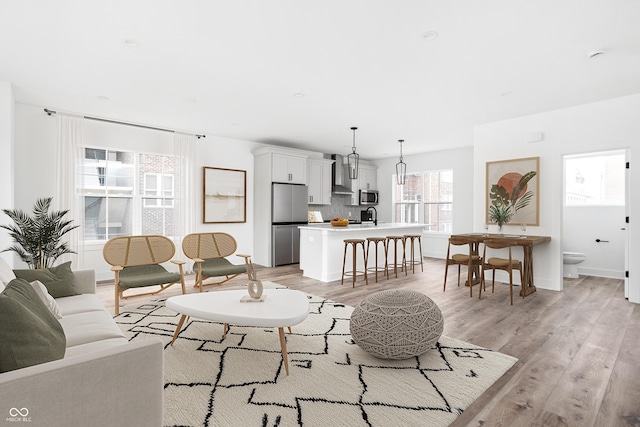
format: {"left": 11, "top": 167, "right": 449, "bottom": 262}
{"left": 349, "top": 289, "right": 444, "bottom": 360}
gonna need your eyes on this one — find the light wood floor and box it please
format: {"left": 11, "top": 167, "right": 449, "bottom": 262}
{"left": 97, "top": 258, "right": 640, "bottom": 427}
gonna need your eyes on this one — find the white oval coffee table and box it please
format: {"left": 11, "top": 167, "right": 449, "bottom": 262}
{"left": 166, "top": 288, "right": 309, "bottom": 375}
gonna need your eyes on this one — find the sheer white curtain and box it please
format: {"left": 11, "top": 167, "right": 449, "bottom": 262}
{"left": 55, "top": 114, "right": 85, "bottom": 268}
{"left": 174, "top": 132, "right": 197, "bottom": 265}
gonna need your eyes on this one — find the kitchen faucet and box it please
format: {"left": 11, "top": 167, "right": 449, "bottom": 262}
{"left": 366, "top": 206, "right": 377, "bottom": 226}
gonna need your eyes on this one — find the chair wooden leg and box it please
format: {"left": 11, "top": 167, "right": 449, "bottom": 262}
{"left": 443, "top": 262, "right": 449, "bottom": 291}
{"left": 509, "top": 268, "right": 514, "bottom": 305}
{"left": 114, "top": 284, "right": 120, "bottom": 315}
{"left": 492, "top": 270, "right": 496, "bottom": 293}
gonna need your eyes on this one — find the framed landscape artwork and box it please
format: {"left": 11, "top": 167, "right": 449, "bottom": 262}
{"left": 486, "top": 156, "right": 540, "bottom": 226}
{"left": 203, "top": 167, "right": 246, "bottom": 223}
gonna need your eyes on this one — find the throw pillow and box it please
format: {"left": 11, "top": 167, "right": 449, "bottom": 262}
{"left": 29, "top": 280, "right": 63, "bottom": 320}
{"left": 0, "top": 278, "right": 66, "bottom": 373}
{"left": 0, "top": 256, "right": 16, "bottom": 285}
{"left": 13, "top": 261, "right": 78, "bottom": 298}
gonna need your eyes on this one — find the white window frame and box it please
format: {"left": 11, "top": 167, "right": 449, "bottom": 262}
{"left": 82, "top": 147, "right": 176, "bottom": 242}
{"left": 143, "top": 173, "right": 175, "bottom": 208}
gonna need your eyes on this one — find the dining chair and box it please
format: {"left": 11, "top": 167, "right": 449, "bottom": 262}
{"left": 479, "top": 239, "right": 524, "bottom": 305}
{"left": 443, "top": 236, "right": 482, "bottom": 297}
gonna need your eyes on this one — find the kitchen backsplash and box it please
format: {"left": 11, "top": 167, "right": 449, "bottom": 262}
{"left": 309, "top": 194, "right": 365, "bottom": 221}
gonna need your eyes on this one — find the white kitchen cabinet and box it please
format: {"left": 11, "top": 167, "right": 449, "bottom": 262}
{"left": 346, "top": 164, "right": 378, "bottom": 205}
{"left": 272, "top": 153, "right": 307, "bottom": 184}
{"left": 307, "top": 158, "right": 333, "bottom": 205}
{"left": 359, "top": 165, "right": 377, "bottom": 191}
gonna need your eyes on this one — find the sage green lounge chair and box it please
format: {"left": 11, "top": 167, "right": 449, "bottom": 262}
{"left": 182, "top": 232, "right": 251, "bottom": 292}
{"left": 103, "top": 235, "right": 186, "bottom": 315}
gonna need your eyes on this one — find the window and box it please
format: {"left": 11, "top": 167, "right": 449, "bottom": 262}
{"left": 82, "top": 148, "right": 176, "bottom": 241}
{"left": 393, "top": 169, "right": 453, "bottom": 232}
{"left": 564, "top": 150, "right": 625, "bottom": 206}
{"left": 143, "top": 173, "right": 174, "bottom": 207}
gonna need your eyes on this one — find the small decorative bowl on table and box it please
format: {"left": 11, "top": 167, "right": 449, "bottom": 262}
{"left": 330, "top": 218, "right": 349, "bottom": 227}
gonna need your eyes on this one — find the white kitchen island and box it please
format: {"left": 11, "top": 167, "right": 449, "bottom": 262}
{"left": 299, "top": 223, "right": 426, "bottom": 282}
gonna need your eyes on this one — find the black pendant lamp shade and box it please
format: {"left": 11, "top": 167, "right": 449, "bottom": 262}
{"left": 347, "top": 126, "right": 359, "bottom": 179}
{"left": 396, "top": 139, "right": 407, "bottom": 185}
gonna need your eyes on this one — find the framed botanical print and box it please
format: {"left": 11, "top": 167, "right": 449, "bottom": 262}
{"left": 486, "top": 157, "right": 540, "bottom": 226}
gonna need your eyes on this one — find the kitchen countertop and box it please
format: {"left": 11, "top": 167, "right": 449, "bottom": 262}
{"left": 299, "top": 222, "right": 424, "bottom": 231}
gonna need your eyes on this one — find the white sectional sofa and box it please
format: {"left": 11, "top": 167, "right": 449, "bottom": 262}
{"left": 0, "top": 267, "right": 164, "bottom": 427}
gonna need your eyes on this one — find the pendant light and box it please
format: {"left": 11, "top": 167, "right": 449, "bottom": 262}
{"left": 396, "top": 139, "right": 407, "bottom": 185}
{"left": 347, "top": 126, "right": 360, "bottom": 179}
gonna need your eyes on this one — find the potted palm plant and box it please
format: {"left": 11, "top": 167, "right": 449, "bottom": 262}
{"left": 1, "top": 197, "right": 78, "bottom": 269}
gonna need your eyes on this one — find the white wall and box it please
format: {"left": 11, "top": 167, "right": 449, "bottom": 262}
{"left": 373, "top": 146, "right": 474, "bottom": 258}
{"left": 564, "top": 206, "right": 625, "bottom": 278}
{"left": 474, "top": 94, "right": 640, "bottom": 303}
{"left": 0, "top": 82, "right": 15, "bottom": 268}
{"left": 13, "top": 103, "right": 263, "bottom": 280}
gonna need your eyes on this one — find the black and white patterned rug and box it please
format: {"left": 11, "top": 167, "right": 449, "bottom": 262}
{"left": 115, "top": 290, "right": 517, "bottom": 427}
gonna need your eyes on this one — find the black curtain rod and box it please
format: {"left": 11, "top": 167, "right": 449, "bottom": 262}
{"left": 44, "top": 108, "right": 206, "bottom": 139}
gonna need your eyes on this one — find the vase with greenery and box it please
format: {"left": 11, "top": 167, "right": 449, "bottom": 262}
{"left": 488, "top": 202, "right": 513, "bottom": 233}
{"left": 1, "top": 197, "right": 78, "bottom": 269}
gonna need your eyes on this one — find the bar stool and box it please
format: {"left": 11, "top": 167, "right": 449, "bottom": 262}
{"left": 341, "top": 239, "right": 368, "bottom": 288}
{"left": 366, "top": 237, "right": 388, "bottom": 282}
{"left": 386, "top": 236, "right": 406, "bottom": 278}
{"left": 403, "top": 234, "right": 424, "bottom": 274}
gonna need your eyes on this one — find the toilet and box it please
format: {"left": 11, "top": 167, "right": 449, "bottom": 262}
{"left": 563, "top": 251, "right": 587, "bottom": 278}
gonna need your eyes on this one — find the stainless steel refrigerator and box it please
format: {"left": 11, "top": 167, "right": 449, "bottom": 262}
{"left": 272, "top": 183, "right": 308, "bottom": 266}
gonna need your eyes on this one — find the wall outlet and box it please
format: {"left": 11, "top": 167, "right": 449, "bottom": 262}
{"left": 348, "top": 211, "right": 351, "bottom": 217}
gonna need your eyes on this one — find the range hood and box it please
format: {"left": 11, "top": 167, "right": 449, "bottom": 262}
{"left": 330, "top": 154, "right": 353, "bottom": 194}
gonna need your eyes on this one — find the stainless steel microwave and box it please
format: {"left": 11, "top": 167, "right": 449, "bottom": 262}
{"left": 359, "top": 190, "right": 379, "bottom": 205}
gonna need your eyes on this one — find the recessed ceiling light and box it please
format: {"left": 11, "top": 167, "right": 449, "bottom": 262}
{"left": 124, "top": 39, "right": 140, "bottom": 47}
{"left": 293, "top": 92, "right": 305, "bottom": 98}
{"left": 97, "top": 95, "right": 110, "bottom": 101}
{"left": 421, "top": 31, "right": 438, "bottom": 41}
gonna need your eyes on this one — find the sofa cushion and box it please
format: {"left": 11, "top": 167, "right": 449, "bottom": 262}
{"left": 29, "top": 280, "right": 63, "bottom": 319}
{"left": 118, "top": 264, "right": 181, "bottom": 289}
{"left": 56, "top": 293, "right": 108, "bottom": 316}
{"left": 13, "top": 261, "right": 78, "bottom": 298}
{"left": 0, "top": 279, "right": 66, "bottom": 373}
{"left": 59, "top": 311, "right": 126, "bottom": 347}
{"left": 0, "top": 256, "right": 15, "bottom": 286}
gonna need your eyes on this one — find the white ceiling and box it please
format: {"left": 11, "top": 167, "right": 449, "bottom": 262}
{"left": 2, "top": 0, "right": 640, "bottom": 159}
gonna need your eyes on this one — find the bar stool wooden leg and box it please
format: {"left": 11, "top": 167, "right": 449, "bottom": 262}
{"left": 341, "top": 239, "right": 367, "bottom": 288}
{"left": 403, "top": 234, "right": 424, "bottom": 274}
{"left": 366, "top": 237, "right": 387, "bottom": 282}
{"left": 341, "top": 242, "right": 348, "bottom": 286}
{"left": 386, "top": 236, "right": 405, "bottom": 279}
